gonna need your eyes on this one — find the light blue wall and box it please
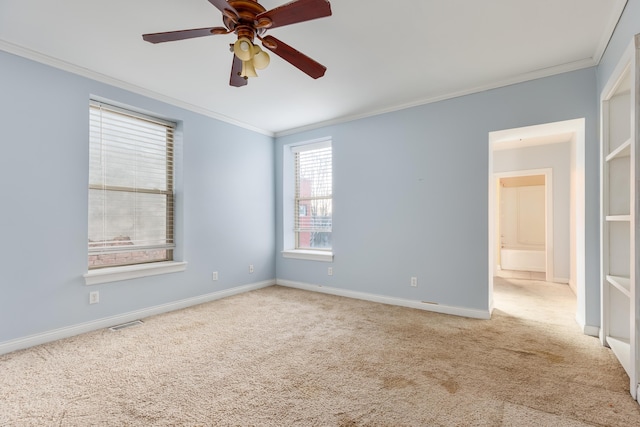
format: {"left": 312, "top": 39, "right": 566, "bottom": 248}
{"left": 0, "top": 51, "right": 275, "bottom": 344}
{"left": 275, "top": 68, "right": 598, "bottom": 318}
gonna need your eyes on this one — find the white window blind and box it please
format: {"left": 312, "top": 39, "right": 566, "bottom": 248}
{"left": 293, "top": 141, "right": 332, "bottom": 250}
{"left": 88, "top": 100, "right": 175, "bottom": 269}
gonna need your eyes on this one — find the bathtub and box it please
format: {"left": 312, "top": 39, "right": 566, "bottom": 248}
{"left": 500, "top": 247, "right": 545, "bottom": 272}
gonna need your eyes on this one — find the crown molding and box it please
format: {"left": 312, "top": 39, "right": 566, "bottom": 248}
{"left": 592, "top": 0, "right": 629, "bottom": 64}
{"left": 0, "top": 38, "right": 602, "bottom": 140}
{"left": 0, "top": 40, "right": 274, "bottom": 137}
{"left": 275, "top": 57, "right": 597, "bottom": 137}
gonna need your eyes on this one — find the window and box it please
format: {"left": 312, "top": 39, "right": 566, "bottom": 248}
{"left": 88, "top": 101, "right": 175, "bottom": 269}
{"left": 293, "top": 141, "right": 332, "bottom": 251}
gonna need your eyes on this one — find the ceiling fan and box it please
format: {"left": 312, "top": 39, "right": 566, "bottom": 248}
{"left": 142, "top": 0, "right": 332, "bottom": 87}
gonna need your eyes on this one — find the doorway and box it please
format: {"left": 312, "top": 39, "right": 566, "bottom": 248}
{"left": 495, "top": 171, "right": 552, "bottom": 281}
{"left": 488, "top": 119, "right": 587, "bottom": 332}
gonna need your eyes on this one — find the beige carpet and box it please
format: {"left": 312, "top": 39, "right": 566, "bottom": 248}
{"left": 1, "top": 278, "right": 640, "bottom": 426}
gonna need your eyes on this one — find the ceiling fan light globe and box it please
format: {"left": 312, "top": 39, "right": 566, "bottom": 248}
{"left": 234, "top": 37, "right": 254, "bottom": 61}
{"left": 253, "top": 49, "right": 270, "bottom": 70}
{"left": 241, "top": 60, "right": 258, "bottom": 78}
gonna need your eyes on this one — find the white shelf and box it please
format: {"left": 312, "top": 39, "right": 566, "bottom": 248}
{"left": 607, "top": 275, "right": 631, "bottom": 298}
{"left": 600, "top": 34, "right": 639, "bottom": 400}
{"left": 606, "top": 137, "right": 632, "bottom": 162}
{"left": 606, "top": 215, "right": 631, "bottom": 222}
{"left": 607, "top": 336, "right": 632, "bottom": 376}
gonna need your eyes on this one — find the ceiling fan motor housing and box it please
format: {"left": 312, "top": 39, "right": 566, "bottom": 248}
{"left": 223, "top": 0, "right": 270, "bottom": 42}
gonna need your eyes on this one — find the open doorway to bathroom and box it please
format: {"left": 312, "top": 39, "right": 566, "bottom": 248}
{"left": 488, "top": 119, "right": 587, "bottom": 331}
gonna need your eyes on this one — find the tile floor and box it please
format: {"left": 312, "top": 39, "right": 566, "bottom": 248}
{"left": 496, "top": 268, "right": 547, "bottom": 280}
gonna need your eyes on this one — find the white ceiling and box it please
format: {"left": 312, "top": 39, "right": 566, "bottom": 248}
{"left": 0, "top": 0, "right": 628, "bottom": 135}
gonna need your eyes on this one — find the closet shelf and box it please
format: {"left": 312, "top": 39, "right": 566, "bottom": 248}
{"left": 606, "top": 138, "right": 631, "bottom": 162}
{"left": 607, "top": 275, "right": 631, "bottom": 297}
{"left": 606, "top": 215, "right": 631, "bottom": 222}
{"left": 607, "top": 336, "right": 631, "bottom": 376}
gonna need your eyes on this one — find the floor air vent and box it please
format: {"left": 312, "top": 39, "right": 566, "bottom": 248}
{"left": 109, "top": 320, "right": 144, "bottom": 331}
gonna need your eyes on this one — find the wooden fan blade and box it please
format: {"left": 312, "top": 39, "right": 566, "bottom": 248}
{"left": 207, "top": 0, "right": 240, "bottom": 21}
{"left": 261, "top": 35, "right": 326, "bottom": 79}
{"left": 256, "top": 0, "right": 331, "bottom": 30}
{"left": 142, "top": 27, "right": 227, "bottom": 43}
{"left": 230, "top": 55, "right": 248, "bottom": 87}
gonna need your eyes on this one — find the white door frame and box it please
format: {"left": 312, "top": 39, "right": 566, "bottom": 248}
{"left": 494, "top": 168, "right": 554, "bottom": 281}
{"left": 488, "top": 118, "right": 587, "bottom": 332}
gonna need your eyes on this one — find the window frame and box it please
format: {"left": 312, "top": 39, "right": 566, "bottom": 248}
{"left": 84, "top": 99, "right": 186, "bottom": 285}
{"left": 282, "top": 138, "right": 334, "bottom": 262}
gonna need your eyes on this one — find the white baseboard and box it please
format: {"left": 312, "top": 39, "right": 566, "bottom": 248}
{"left": 0, "top": 279, "right": 274, "bottom": 356}
{"left": 553, "top": 277, "right": 570, "bottom": 284}
{"left": 576, "top": 313, "right": 600, "bottom": 338}
{"left": 276, "top": 279, "right": 491, "bottom": 320}
{"left": 578, "top": 322, "right": 600, "bottom": 338}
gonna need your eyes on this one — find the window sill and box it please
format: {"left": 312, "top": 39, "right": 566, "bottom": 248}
{"left": 84, "top": 261, "right": 187, "bottom": 286}
{"left": 281, "top": 250, "right": 333, "bottom": 262}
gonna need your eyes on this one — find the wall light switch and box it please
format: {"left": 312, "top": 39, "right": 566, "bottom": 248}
{"left": 89, "top": 291, "right": 99, "bottom": 304}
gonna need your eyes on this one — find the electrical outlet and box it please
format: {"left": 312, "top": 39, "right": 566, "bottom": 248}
{"left": 249, "top": 264, "right": 254, "bottom": 273}
{"left": 89, "top": 291, "right": 100, "bottom": 304}
{"left": 328, "top": 267, "right": 333, "bottom": 276}
{"left": 212, "top": 271, "right": 218, "bottom": 281}
{"left": 410, "top": 277, "right": 418, "bottom": 287}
